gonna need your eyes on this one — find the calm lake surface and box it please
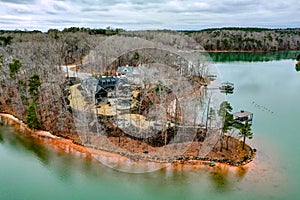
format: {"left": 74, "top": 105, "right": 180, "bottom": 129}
{"left": 1, "top": 52, "right": 300, "bottom": 200}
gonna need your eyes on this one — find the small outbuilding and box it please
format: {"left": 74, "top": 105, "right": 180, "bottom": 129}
{"left": 116, "top": 65, "right": 134, "bottom": 77}
{"left": 233, "top": 110, "right": 253, "bottom": 125}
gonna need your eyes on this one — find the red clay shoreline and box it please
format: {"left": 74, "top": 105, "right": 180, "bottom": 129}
{"left": 207, "top": 50, "right": 267, "bottom": 52}
{"left": 0, "top": 112, "right": 255, "bottom": 169}
{"left": 205, "top": 49, "right": 297, "bottom": 53}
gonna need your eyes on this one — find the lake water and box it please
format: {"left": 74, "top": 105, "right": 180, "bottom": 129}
{"left": 1, "top": 52, "right": 300, "bottom": 199}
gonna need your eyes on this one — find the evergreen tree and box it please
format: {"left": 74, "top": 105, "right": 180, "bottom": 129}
{"left": 0, "top": 55, "right": 3, "bottom": 70}
{"left": 26, "top": 102, "right": 39, "bottom": 130}
{"left": 28, "top": 74, "right": 41, "bottom": 101}
{"left": 8, "top": 59, "right": 21, "bottom": 78}
{"left": 239, "top": 122, "right": 253, "bottom": 150}
{"left": 218, "top": 101, "right": 234, "bottom": 151}
{"left": 218, "top": 101, "right": 234, "bottom": 134}
{"left": 133, "top": 52, "right": 139, "bottom": 60}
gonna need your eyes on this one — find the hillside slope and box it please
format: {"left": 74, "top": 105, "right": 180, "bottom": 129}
{"left": 187, "top": 28, "right": 300, "bottom": 51}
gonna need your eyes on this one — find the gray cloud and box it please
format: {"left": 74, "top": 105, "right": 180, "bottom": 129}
{"left": 0, "top": 0, "right": 34, "bottom": 3}
{"left": 0, "top": 0, "right": 299, "bottom": 31}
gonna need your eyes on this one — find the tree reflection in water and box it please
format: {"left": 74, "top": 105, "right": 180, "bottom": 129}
{"left": 236, "top": 166, "right": 249, "bottom": 180}
{"left": 210, "top": 165, "right": 230, "bottom": 191}
{"left": 209, "top": 51, "right": 300, "bottom": 63}
{"left": 209, "top": 164, "right": 249, "bottom": 192}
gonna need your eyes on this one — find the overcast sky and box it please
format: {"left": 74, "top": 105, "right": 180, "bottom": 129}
{"left": 0, "top": 0, "right": 299, "bottom": 31}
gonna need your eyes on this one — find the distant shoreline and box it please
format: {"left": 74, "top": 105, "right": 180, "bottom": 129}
{"left": 206, "top": 49, "right": 300, "bottom": 53}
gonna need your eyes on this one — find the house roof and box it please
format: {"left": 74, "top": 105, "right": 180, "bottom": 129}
{"left": 95, "top": 86, "right": 107, "bottom": 94}
{"left": 99, "top": 77, "right": 117, "bottom": 82}
{"left": 221, "top": 81, "right": 234, "bottom": 86}
{"left": 233, "top": 110, "right": 252, "bottom": 118}
{"left": 116, "top": 66, "right": 134, "bottom": 75}
{"left": 97, "top": 77, "right": 118, "bottom": 89}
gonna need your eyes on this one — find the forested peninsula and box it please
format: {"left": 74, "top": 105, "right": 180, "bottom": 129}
{"left": 186, "top": 27, "right": 300, "bottom": 51}
{"left": 0, "top": 27, "right": 298, "bottom": 165}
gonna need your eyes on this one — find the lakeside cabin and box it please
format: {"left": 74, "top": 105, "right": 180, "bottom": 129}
{"left": 233, "top": 110, "right": 253, "bottom": 125}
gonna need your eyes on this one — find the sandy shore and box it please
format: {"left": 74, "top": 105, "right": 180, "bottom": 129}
{"left": 0, "top": 113, "right": 251, "bottom": 170}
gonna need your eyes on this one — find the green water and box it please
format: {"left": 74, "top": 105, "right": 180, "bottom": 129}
{"left": 1, "top": 53, "right": 300, "bottom": 200}
{"left": 209, "top": 50, "right": 300, "bottom": 62}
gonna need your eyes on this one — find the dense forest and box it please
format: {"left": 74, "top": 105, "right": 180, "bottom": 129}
{"left": 187, "top": 27, "right": 300, "bottom": 51}
{"left": 0, "top": 30, "right": 101, "bottom": 143}
{"left": 1, "top": 27, "right": 300, "bottom": 51}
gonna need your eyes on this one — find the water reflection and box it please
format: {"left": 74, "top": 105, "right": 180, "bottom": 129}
{"left": 209, "top": 51, "right": 300, "bottom": 63}
{"left": 208, "top": 165, "right": 250, "bottom": 192}
{"left": 0, "top": 122, "right": 249, "bottom": 181}
{"left": 235, "top": 166, "right": 248, "bottom": 180}
{"left": 0, "top": 124, "right": 109, "bottom": 181}
{"left": 295, "top": 64, "right": 300, "bottom": 72}
{"left": 0, "top": 122, "right": 256, "bottom": 200}
{"left": 0, "top": 131, "right": 3, "bottom": 143}
{"left": 209, "top": 165, "right": 230, "bottom": 191}
{"left": 0, "top": 126, "right": 50, "bottom": 165}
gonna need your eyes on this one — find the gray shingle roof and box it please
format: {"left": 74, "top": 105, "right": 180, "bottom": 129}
{"left": 233, "top": 110, "right": 252, "bottom": 118}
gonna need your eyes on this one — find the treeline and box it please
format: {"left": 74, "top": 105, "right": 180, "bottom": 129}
{"left": 181, "top": 27, "right": 277, "bottom": 33}
{"left": 0, "top": 27, "right": 123, "bottom": 48}
{"left": 118, "top": 28, "right": 300, "bottom": 51}
{"left": 188, "top": 28, "right": 300, "bottom": 51}
{"left": 1, "top": 27, "right": 300, "bottom": 51}
{"left": 0, "top": 27, "right": 124, "bottom": 36}
{"left": 59, "top": 27, "right": 125, "bottom": 35}
{"left": 0, "top": 30, "right": 42, "bottom": 34}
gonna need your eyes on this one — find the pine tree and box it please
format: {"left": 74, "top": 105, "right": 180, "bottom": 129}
{"left": 0, "top": 55, "right": 3, "bottom": 70}
{"left": 28, "top": 74, "right": 41, "bottom": 101}
{"left": 218, "top": 101, "right": 234, "bottom": 151}
{"left": 8, "top": 59, "right": 21, "bottom": 78}
{"left": 239, "top": 122, "right": 253, "bottom": 150}
{"left": 26, "top": 102, "right": 39, "bottom": 130}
